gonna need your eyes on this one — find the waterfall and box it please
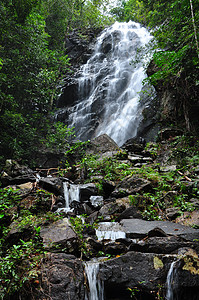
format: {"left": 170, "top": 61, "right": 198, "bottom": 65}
{"left": 63, "top": 182, "right": 80, "bottom": 209}
{"left": 67, "top": 21, "right": 153, "bottom": 146}
{"left": 57, "top": 182, "right": 80, "bottom": 213}
{"left": 84, "top": 261, "right": 104, "bottom": 300}
{"left": 166, "top": 261, "right": 179, "bottom": 300}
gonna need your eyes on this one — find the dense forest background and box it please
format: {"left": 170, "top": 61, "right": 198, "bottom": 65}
{"left": 0, "top": 0, "right": 199, "bottom": 167}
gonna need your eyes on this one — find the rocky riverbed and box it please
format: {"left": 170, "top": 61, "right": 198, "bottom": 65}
{"left": 1, "top": 133, "right": 199, "bottom": 299}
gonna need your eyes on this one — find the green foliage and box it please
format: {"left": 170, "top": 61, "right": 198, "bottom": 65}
{"left": 69, "top": 215, "right": 92, "bottom": 257}
{"left": 0, "top": 238, "right": 43, "bottom": 299}
{"left": 0, "top": 186, "right": 64, "bottom": 298}
{"left": 44, "top": 122, "right": 75, "bottom": 151}
{"left": 81, "top": 153, "right": 132, "bottom": 182}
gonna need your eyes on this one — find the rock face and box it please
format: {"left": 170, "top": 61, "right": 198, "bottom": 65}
{"left": 1, "top": 159, "right": 36, "bottom": 186}
{"left": 56, "top": 28, "right": 102, "bottom": 111}
{"left": 38, "top": 177, "right": 66, "bottom": 196}
{"left": 99, "top": 250, "right": 199, "bottom": 299}
{"left": 39, "top": 253, "right": 85, "bottom": 300}
{"left": 40, "top": 218, "right": 79, "bottom": 254}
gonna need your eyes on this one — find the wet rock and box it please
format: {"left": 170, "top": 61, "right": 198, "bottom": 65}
{"left": 39, "top": 253, "right": 85, "bottom": 300}
{"left": 99, "top": 251, "right": 199, "bottom": 296}
{"left": 38, "top": 177, "right": 65, "bottom": 196}
{"left": 132, "top": 236, "right": 197, "bottom": 254}
{"left": 112, "top": 176, "right": 152, "bottom": 198}
{"left": 116, "top": 206, "right": 142, "bottom": 221}
{"left": 40, "top": 218, "right": 79, "bottom": 254}
{"left": 104, "top": 241, "right": 127, "bottom": 255}
{"left": 99, "top": 251, "right": 166, "bottom": 292}
{"left": 86, "top": 134, "right": 120, "bottom": 155}
{"left": 57, "top": 81, "right": 78, "bottom": 108}
{"left": 147, "top": 227, "right": 168, "bottom": 238}
{"left": 79, "top": 183, "right": 98, "bottom": 202}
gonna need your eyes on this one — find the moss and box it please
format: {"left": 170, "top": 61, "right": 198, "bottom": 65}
{"left": 153, "top": 256, "right": 164, "bottom": 269}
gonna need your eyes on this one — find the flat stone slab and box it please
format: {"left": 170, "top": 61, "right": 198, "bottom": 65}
{"left": 120, "top": 219, "right": 199, "bottom": 240}
{"left": 40, "top": 218, "right": 77, "bottom": 248}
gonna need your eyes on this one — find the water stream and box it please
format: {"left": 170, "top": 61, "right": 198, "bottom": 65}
{"left": 56, "top": 182, "right": 80, "bottom": 213}
{"left": 67, "top": 21, "right": 153, "bottom": 146}
{"left": 84, "top": 261, "right": 104, "bottom": 300}
{"left": 166, "top": 261, "right": 179, "bottom": 300}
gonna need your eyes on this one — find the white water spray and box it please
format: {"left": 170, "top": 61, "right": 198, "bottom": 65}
{"left": 68, "top": 21, "right": 153, "bottom": 145}
{"left": 84, "top": 261, "right": 104, "bottom": 300}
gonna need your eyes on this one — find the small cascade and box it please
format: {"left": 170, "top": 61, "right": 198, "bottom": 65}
{"left": 57, "top": 182, "right": 80, "bottom": 213}
{"left": 96, "top": 222, "right": 126, "bottom": 241}
{"left": 84, "top": 261, "right": 104, "bottom": 300}
{"left": 166, "top": 261, "right": 179, "bottom": 300}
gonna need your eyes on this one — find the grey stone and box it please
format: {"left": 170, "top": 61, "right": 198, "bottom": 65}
{"left": 166, "top": 207, "right": 181, "bottom": 220}
{"left": 40, "top": 218, "right": 79, "bottom": 253}
{"left": 86, "top": 134, "right": 120, "bottom": 154}
{"left": 120, "top": 218, "right": 199, "bottom": 240}
{"left": 39, "top": 177, "right": 65, "bottom": 196}
{"left": 79, "top": 183, "right": 98, "bottom": 202}
{"left": 112, "top": 176, "right": 152, "bottom": 198}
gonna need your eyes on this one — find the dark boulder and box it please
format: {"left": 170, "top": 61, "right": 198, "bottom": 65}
{"left": 38, "top": 253, "right": 85, "bottom": 300}
{"left": 1, "top": 159, "right": 36, "bottom": 186}
{"left": 112, "top": 176, "right": 152, "bottom": 198}
{"left": 116, "top": 206, "right": 142, "bottom": 221}
{"left": 86, "top": 134, "right": 120, "bottom": 155}
{"left": 79, "top": 183, "right": 98, "bottom": 202}
{"left": 38, "top": 177, "right": 66, "bottom": 196}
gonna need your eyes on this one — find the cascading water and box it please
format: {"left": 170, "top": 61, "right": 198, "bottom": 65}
{"left": 166, "top": 261, "right": 179, "bottom": 300}
{"left": 84, "top": 261, "right": 104, "bottom": 300}
{"left": 67, "top": 21, "right": 153, "bottom": 146}
{"left": 57, "top": 182, "right": 80, "bottom": 213}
